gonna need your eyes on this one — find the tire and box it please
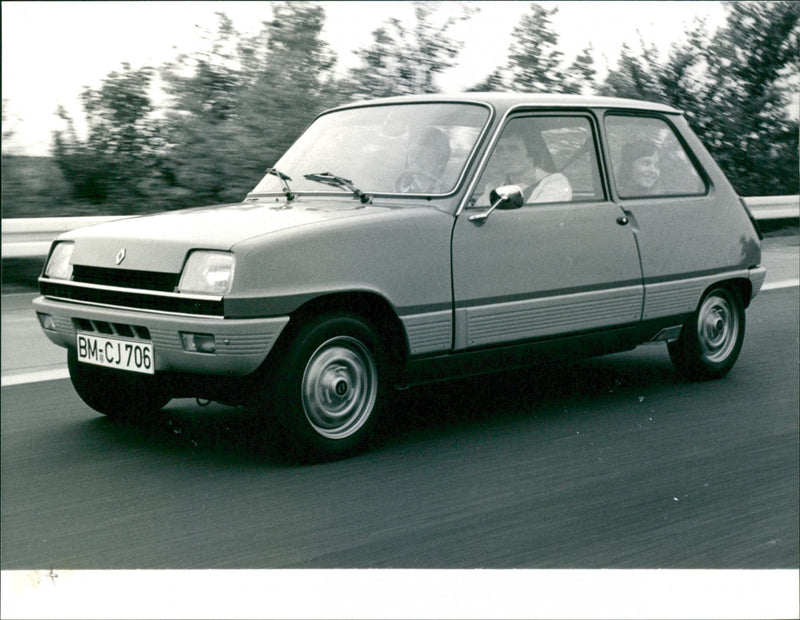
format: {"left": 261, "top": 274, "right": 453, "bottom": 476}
{"left": 668, "top": 286, "right": 745, "bottom": 380}
{"left": 68, "top": 349, "right": 170, "bottom": 419}
{"left": 267, "top": 313, "right": 388, "bottom": 460}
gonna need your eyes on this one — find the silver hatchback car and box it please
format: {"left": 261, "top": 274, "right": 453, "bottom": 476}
{"left": 34, "top": 93, "right": 766, "bottom": 458}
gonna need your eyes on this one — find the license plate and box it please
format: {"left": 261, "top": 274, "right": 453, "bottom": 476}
{"left": 76, "top": 332, "right": 154, "bottom": 375}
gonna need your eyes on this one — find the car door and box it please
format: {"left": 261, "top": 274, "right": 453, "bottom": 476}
{"left": 451, "top": 113, "right": 644, "bottom": 350}
{"left": 602, "top": 113, "right": 753, "bottom": 323}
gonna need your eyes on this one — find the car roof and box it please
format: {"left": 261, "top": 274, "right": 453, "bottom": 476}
{"left": 333, "top": 92, "right": 682, "bottom": 115}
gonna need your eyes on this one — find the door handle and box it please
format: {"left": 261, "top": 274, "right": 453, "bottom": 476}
{"left": 616, "top": 216, "right": 629, "bottom": 226}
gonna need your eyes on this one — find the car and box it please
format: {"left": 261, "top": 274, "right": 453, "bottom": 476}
{"left": 34, "top": 93, "right": 767, "bottom": 459}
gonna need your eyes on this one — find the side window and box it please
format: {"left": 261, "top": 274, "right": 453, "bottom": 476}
{"left": 605, "top": 115, "right": 706, "bottom": 199}
{"left": 472, "top": 115, "right": 603, "bottom": 207}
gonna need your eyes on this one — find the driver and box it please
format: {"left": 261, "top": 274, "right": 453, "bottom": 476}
{"left": 396, "top": 128, "right": 451, "bottom": 193}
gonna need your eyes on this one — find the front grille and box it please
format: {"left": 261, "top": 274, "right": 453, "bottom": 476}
{"left": 72, "top": 265, "right": 179, "bottom": 292}
{"left": 40, "top": 280, "right": 224, "bottom": 316}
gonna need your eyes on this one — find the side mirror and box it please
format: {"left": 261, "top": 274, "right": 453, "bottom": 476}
{"left": 469, "top": 184, "right": 524, "bottom": 223}
{"left": 490, "top": 185, "right": 524, "bottom": 209}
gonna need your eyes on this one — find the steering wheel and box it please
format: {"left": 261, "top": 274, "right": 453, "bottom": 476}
{"left": 395, "top": 169, "right": 441, "bottom": 193}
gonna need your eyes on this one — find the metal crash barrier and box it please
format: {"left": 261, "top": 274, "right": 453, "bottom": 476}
{"left": 2, "top": 196, "right": 798, "bottom": 259}
{"left": 2, "top": 216, "right": 134, "bottom": 259}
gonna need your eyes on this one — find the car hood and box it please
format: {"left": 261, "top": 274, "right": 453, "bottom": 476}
{"left": 62, "top": 200, "right": 403, "bottom": 272}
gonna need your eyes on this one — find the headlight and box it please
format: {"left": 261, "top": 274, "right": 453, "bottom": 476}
{"left": 44, "top": 242, "right": 75, "bottom": 280}
{"left": 178, "top": 251, "right": 235, "bottom": 296}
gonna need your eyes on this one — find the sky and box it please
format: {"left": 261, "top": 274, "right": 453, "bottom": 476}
{"left": 1, "top": 1, "right": 727, "bottom": 156}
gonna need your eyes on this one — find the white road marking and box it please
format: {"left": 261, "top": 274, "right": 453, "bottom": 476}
{"left": 762, "top": 278, "right": 800, "bottom": 291}
{"left": 1, "top": 280, "right": 797, "bottom": 387}
{"left": 2, "top": 368, "right": 69, "bottom": 387}
{"left": 4, "top": 315, "right": 40, "bottom": 323}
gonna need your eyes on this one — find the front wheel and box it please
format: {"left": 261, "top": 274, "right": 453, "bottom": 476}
{"left": 267, "top": 314, "right": 388, "bottom": 460}
{"left": 68, "top": 349, "right": 171, "bottom": 419}
{"left": 668, "top": 286, "right": 745, "bottom": 380}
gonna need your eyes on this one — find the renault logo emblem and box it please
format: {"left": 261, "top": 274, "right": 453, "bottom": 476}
{"left": 115, "top": 248, "right": 126, "bottom": 265}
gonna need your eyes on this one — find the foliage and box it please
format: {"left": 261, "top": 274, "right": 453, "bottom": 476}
{"left": 596, "top": 38, "right": 664, "bottom": 101}
{"left": 506, "top": 3, "right": 566, "bottom": 92}
{"left": 563, "top": 46, "right": 596, "bottom": 95}
{"left": 158, "top": 13, "right": 256, "bottom": 208}
{"left": 598, "top": 2, "right": 799, "bottom": 196}
{"left": 345, "top": 1, "right": 475, "bottom": 98}
{"left": 700, "top": 1, "right": 799, "bottom": 196}
{"left": 6, "top": 0, "right": 796, "bottom": 220}
{"left": 471, "top": 3, "right": 596, "bottom": 94}
{"left": 3, "top": 100, "right": 75, "bottom": 217}
{"left": 51, "top": 63, "right": 169, "bottom": 214}
{"left": 1, "top": 155, "right": 76, "bottom": 217}
{"left": 159, "top": 3, "right": 338, "bottom": 209}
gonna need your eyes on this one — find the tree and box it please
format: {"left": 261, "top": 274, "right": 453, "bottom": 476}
{"left": 469, "top": 69, "right": 507, "bottom": 93}
{"left": 597, "top": 19, "right": 713, "bottom": 118}
{"left": 599, "top": 2, "right": 799, "bottom": 196}
{"left": 506, "top": 3, "right": 565, "bottom": 92}
{"left": 46, "top": 3, "right": 341, "bottom": 215}
{"left": 471, "top": 3, "right": 596, "bottom": 94}
{"left": 238, "top": 2, "right": 339, "bottom": 159}
{"left": 345, "top": 2, "right": 476, "bottom": 98}
{"left": 700, "top": 1, "right": 799, "bottom": 195}
{"left": 51, "top": 63, "right": 167, "bottom": 213}
{"left": 563, "top": 46, "right": 597, "bottom": 95}
{"left": 159, "top": 3, "right": 339, "bottom": 208}
{"left": 657, "top": 21, "right": 709, "bottom": 124}
{"left": 159, "top": 12, "right": 253, "bottom": 207}
{"left": 597, "top": 37, "right": 664, "bottom": 102}
{"left": 163, "top": 13, "right": 244, "bottom": 124}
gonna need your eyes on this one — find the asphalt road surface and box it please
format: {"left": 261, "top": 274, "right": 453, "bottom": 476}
{"left": 2, "top": 283, "right": 797, "bottom": 570}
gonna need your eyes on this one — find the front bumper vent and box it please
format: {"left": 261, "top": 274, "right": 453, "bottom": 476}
{"left": 73, "top": 318, "right": 151, "bottom": 339}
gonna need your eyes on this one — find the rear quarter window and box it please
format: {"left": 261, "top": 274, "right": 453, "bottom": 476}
{"left": 605, "top": 114, "right": 707, "bottom": 199}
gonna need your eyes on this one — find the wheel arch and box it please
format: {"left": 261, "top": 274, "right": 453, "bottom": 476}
{"left": 669, "top": 275, "right": 747, "bottom": 381}
{"left": 703, "top": 277, "right": 752, "bottom": 309}
{"left": 267, "top": 290, "right": 409, "bottom": 374}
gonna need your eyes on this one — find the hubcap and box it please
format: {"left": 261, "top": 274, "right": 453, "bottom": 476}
{"left": 301, "top": 336, "right": 378, "bottom": 439}
{"left": 697, "top": 292, "right": 739, "bottom": 363}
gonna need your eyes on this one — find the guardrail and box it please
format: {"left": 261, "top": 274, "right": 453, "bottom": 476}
{"left": 741, "top": 195, "right": 800, "bottom": 220}
{"left": 2, "top": 195, "right": 798, "bottom": 259}
{"left": 2, "top": 216, "right": 135, "bottom": 259}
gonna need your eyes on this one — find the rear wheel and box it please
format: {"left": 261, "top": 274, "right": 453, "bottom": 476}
{"left": 68, "top": 349, "right": 170, "bottom": 419}
{"left": 668, "top": 286, "right": 745, "bottom": 380}
{"left": 267, "top": 313, "right": 388, "bottom": 460}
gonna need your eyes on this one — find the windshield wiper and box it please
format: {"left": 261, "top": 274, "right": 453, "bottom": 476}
{"left": 303, "top": 172, "right": 371, "bottom": 204}
{"left": 265, "top": 167, "right": 295, "bottom": 202}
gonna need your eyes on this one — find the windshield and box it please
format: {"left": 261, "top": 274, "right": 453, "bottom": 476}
{"left": 250, "top": 102, "right": 490, "bottom": 197}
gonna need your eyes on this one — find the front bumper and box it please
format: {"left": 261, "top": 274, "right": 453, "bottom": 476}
{"left": 33, "top": 296, "right": 290, "bottom": 376}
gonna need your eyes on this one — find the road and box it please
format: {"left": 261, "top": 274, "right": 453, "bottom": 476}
{"left": 1, "top": 239, "right": 798, "bottom": 572}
